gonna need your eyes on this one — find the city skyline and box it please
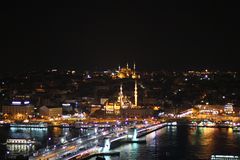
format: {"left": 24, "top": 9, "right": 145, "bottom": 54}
{"left": 2, "top": 1, "right": 240, "bottom": 159}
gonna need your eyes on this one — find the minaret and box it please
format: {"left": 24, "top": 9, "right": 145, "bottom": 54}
{"left": 119, "top": 84, "right": 124, "bottom": 106}
{"left": 134, "top": 80, "right": 138, "bottom": 107}
{"left": 120, "top": 84, "right": 123, "bottom": 96}
{"left": 118, "top": 65, "right": 121, "bottom": 71}
{"left": 126, "top": 63, "right": 129, "bottom": 77}
{"left": 132, "top": 62, "right": 136, "bottom": 79}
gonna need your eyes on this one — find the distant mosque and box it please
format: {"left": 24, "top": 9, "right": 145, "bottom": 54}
{"left": 104, "top": 80, "right": 139, "bottom": 115}
{"left": 112, "top": 63, "right": 140, "bottom": 79}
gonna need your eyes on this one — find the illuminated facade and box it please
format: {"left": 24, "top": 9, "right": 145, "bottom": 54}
{"left": 105, "top": 81, "right": 139, "bottom": 115}
{"left": 104, "top": 102, "right": 122, "bottom": 115}
{"left": 112, "top": 63, "right": 140, "bottom": 79}
{"left": 39, "top": 106, "right": 62, "bottom": 118}
{"left": 224, "top": 103, "right": 234, "bottom": 114}
{"left": 2, "top": 102, "right": 34, "bottom": 120}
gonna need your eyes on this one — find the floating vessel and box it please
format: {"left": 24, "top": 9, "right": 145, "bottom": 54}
{"left": 75, "top": 122, "right": 93, "bottom": 128}
{"left": 197, "top": 120, "right": 216, "bottom": 127}
{"left": 211, "top": 155, "right": 239, "bottom": 160}
{"left": 61, "top": 123, "right": 70, "bottom": 128}
{"left": 189, "top": 121, "right": 198, "bottom": 127}
{"left": 10, "top": 122, "right": 48, "bottom": 128}
{"left": 6, "top": 138, "right": 36, "bottom": 144}
{"left": 233, "top": 127, "right": 240, "bottom": 132}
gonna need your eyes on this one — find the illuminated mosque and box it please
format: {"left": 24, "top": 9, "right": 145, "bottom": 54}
{"left": 104, "top": 80, "right": 139, "bottom": 115}
{"left": 112, "top": 63, "right": 140, "bottom": 79}
{"left": 105, "top": 63, "right": 153, "bottom": 117}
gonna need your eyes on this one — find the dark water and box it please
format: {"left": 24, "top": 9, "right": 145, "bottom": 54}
{"left": 1, "top": 126, "right": 240, "bottom": 160}
{"left": 91, "top": 126, "right": 240, "bottom": 160}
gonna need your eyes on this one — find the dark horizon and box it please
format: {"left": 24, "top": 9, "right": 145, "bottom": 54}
{"left": 1, "top": 1, "right": 240, "bottom": 73}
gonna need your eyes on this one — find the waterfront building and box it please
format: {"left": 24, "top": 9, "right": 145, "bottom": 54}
{"left": 104, "top": 81, "right": 138, "bottom": 115}
{"left": 224, "top": 103, "right": 234, "bottom": 114}
{"left": 2, "top": 101, "right": 34, "bottom": 120}
{"left": 195, "top": 104, "right": 223, "bottom": 115}
{"left": 39, "top": 106, "right": 62, "bottom": 118}
{"left": 104, "top": 80, "right": 154, "bottom": 117}
{"left": 104, "top": 84, "right": 132, "bottom": 115}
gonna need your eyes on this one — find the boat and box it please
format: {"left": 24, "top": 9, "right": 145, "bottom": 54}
{"left": 10, "top": 122, "right": 48, "bottom": 128}
{"left": 189, "top": 121, "right": 198, "bottom": 127}
{"left": 167, "top": 122, "right": 177, "bottom": 126}
{"left": 75, "top": 122, "right": 92, "bottom": 128}
{"left": 233, "top": 127, "right": 240, "bottom": 132}
{"left": 198, "top": 120, "right": 216, "bottom": 127}
{"left": 6, "top": 138, "right": 36, "bottom": 144}
{"left": 61, "top": 123, "right": 70, "bottom": 128}
{"left": 211, "top": 155, "right": 239, "bottom": 160}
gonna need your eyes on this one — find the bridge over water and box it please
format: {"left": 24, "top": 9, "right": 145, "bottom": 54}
{"left": 29, "top": 122, "right": 170, "bottom": 160}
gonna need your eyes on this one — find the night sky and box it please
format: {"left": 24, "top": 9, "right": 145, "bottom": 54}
{"left": 1, "top": 1, "right": 240, "bottom": 72}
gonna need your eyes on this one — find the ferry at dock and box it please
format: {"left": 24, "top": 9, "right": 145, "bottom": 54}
{"left": 6, "top": 138, "right": 36, "bottom": 144}
{"left": 10, "top": 122, "right": 48, "bottom": 128}
{"left": 233, "top": 127, "right": 240, "bottom": 132}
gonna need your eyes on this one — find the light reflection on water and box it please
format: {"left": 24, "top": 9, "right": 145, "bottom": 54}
{"left": 1, "top": 126, "right": 240, "bottom": 160}
{"left": 7, "top": 144, "right": 35, "bottom": 156}
{"left": 90, "top": 126, "right": 240, "bottom": 160}
{"left": 10, "top": 127, "right": 47, "bottom": 140}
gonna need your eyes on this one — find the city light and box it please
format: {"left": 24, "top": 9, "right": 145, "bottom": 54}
{"left": 62, "top": 103, "right": 71, "bottom": 107}
{"left": 2, "top": 1, "right": 240, "bottom": 159}
{"left": 11, "top": 101, "right": 21, "bottom": 105}
{"left": 24, "top": 101, "right": 30, "bottom": 105}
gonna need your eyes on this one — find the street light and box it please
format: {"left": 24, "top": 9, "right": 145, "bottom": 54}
{"left": 46, "top": 137, "right": 51, "bottom": 150}
{"left": 5, "top": 151, "right": 10, "bottom": 159}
